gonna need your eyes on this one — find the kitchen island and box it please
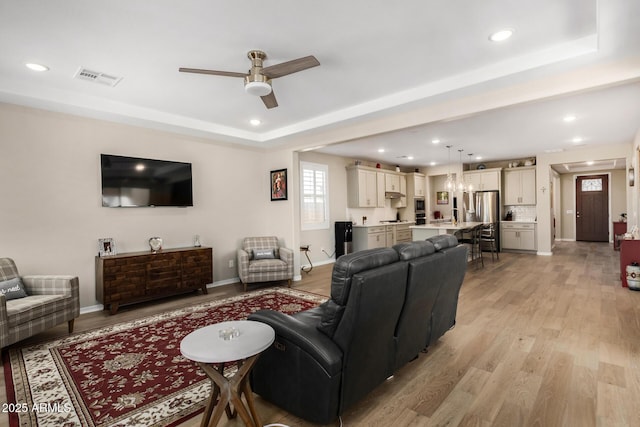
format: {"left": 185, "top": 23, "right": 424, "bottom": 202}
{"left": 410, "top": 222, "right": 484, "bottom": 240}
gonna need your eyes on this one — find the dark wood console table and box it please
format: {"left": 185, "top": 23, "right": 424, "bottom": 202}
{"left": 96, "top": 247, "right": 212, "bottom": 314}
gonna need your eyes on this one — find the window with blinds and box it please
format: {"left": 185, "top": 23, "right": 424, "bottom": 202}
{"left": 300, "top": 161, "right": 329, "bottom": 230}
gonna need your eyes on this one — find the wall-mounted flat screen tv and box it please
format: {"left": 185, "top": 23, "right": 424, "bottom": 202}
{"left": 101, "top": 154, "right": 193, "bottom": 207}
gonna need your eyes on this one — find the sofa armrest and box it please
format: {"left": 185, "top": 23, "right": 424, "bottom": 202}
{"left": 237, "top": 249, "right": 250, "bottom": 282}
{"left": 0, "top": 294, "right": 8, "bottom": 346}
{"left": 279, "top": 246, "right": 293, "bottom": 262}
{"left": 249, "top": 309, "right": 342, "bottom": 376}
{"left": 279, "top": 247, "right": 294, "bottom": 276}
{"left": 22, "top": 275, "right": 79, "bottom": 297}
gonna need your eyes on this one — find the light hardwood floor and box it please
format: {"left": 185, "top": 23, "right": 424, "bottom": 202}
{"left": 2, "top": 241, "right": 639, "bottom": 427}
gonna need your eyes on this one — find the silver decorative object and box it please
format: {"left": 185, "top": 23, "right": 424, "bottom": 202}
{"left": 149, "top": 237, "right": 163, "bottom": 252}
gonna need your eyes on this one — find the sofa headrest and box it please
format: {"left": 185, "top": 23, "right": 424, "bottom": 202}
{"left": 330, "top": 247, "right": 399, "bottom": 305}
{"left": 393, "top": 241, "right": 436, "bottom": 260}
{"left": 426, "top": 234, "right": 459, "bottom": 251}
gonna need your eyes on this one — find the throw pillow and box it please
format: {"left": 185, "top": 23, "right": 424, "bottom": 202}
{"left": 0, "top": 277, "right": 28, "bottom": 300}
{"left": 254, "top": 249, "right": 276, "bottom": 260}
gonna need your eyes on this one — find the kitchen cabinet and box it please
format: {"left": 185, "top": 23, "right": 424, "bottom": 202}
{"left": 395, "top": 223, "right": 412, "bottom": 243}
{"left": 463, "top": 168, "right": 501, "bottom": 191}
{"left": 501, "top": 222, "right": 536, "bottom": 251}
{"left": 407, "top": 172, "right": 426, "bottom": 197}
{"left": 385, "top": 225, "right": 396, "bottom": 246}
{"left": 352, "top": 223, "right": 413, "bottom": 251}
{"left": 504, "top": 167, "right": 536, "bottom": 205}
{"left": 347, "top": 166, "right": 380, "bottom": 208}
{"left": 392, "top": 174, "right": 407, "bottom": 208}
{"left": 353, "top": 225, "right": 387, "bottom": 251}
{"left": 376, "top": 172, "right": 386, "bottom": 207}
{"left": 385, "top": 173, "right": 401, "bottom": 192}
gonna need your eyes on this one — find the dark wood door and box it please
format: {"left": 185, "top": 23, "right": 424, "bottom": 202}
{"left": 576, "top": 174, "right": 609, "bottom": 242}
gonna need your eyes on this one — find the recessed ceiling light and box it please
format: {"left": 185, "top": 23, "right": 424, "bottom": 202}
{"left": 249, "top": 119, "right": 261, "bottom": 126}
{"left": 25, "top": 63, "right": 49, "bottom": 72}
{"left": 407, "top": 156, "right": 414, "bottom": 160}
{"left": 430, "top": 162, "right": 437, "bottom": 166}
{"left": 475, "top": 156, "right": 483, "bottom": 160}
{"left": 489, "top": 28, "right": 514, "bottom": 42}
{"left": 563, "top": 115, "right": 576, "bottom": 123}
{"left": 378, "top": 148, "right": 385, "bottom": 153}
{"left": 431, "top": 139, "right": 440, "bottom": 144}
{"left": 586, "top": 161, "right": 594, "bottom": 166}
{"left": 572, "top": 137, "right": 583, "bottom": 143}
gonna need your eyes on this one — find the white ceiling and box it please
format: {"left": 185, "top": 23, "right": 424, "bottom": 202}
{"left": 1, "top": 1, "right": 639, "bottom": 169}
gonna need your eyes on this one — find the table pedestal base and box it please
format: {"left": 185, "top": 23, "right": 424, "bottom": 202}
{"left": 197, "top": 354, "right": 262, "bottom": 427}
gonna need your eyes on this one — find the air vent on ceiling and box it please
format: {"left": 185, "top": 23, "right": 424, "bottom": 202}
{"left": 74, "top": 67, "right": 122, "bottom": 87}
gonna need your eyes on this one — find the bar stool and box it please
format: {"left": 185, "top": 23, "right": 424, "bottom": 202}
{"left": 480, "top": 223, "right": 499, "bottom": 262}
{"left": 455, "top": 225, "right": 483, "bottom": 268}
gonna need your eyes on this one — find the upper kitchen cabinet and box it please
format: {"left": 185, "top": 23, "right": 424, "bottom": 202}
{"left": 504, "top": 166, "right": 536, "bottom": 205}
{"left": 406, "top": 172, "right": 426, "bottom": 197}
{"left": 392, "top": 174, "right": 407, "bottom": 208}
{"left": 385, "top": 173, "right": 401, "bottom": 193}
{"left": 463, "top": 168, "right": 501, "bottom": 191}
{"left": 347, "top": 166, "right": 380, "bottom": 208}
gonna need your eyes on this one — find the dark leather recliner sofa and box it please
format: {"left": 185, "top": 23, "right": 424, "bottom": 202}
{"left": 248, "top": 235, "right": 467, "bottom": 424}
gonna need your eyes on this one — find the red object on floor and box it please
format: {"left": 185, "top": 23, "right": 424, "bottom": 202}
{"left": 619, "top": 239, "right": 640, "bottom": 287}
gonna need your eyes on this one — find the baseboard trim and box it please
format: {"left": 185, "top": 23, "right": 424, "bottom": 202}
{"left": 80, "top": 304, "right": 103, "bottom": 314}
{"left": 537, "top": 251, "right": 553, "bottom": 256}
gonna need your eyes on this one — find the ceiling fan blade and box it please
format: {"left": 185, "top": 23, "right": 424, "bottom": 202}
{"left": 178, "top": 67, "right": 248, "bottom": 78}
{"left": 261, "top": 91, "right": 278, "bottom": 109}
{"left": 261, "top": 55, "right": 320, "bottom": 79}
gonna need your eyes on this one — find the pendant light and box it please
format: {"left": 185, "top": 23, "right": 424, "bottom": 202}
{"left": 445, "top": 145, "right": 455, "bottom": 190}
{"left": 456, "top": 149, "right": 466, "bottom": 192}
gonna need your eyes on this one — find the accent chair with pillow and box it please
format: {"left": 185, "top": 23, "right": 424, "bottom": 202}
{"left": 0, "top": 258, "right": 80, "bottom": 348}
{"left": 237, "top": 236, "right": 294, "bottom": 292}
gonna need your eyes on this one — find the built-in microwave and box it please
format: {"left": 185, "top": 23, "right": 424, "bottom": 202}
{"left": 414, "top": 198, "right": 425, "bottom": 213}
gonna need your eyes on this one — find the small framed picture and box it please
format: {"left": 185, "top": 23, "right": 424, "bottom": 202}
{"left": 270, "top": 168, "right": 288, "bottom": 201}
{"left": 98, "top": 238, "right": 117, "bottom": 257}
{"left": 436, "top": 191, "right": 449, "bottom": 205}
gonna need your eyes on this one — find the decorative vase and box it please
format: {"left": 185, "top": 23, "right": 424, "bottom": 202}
{"left": 626, "top": 262, "right": 640, "bottom": 290}
{"left": 149, "top": 237, "right": 163, "bottom": 252}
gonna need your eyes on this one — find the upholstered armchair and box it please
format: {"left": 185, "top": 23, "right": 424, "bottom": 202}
{"left": 237, "top": 236, "right": 294, "bottom": 291}
{"left": 0, "top": 258, "right": 80, "bottom": 348}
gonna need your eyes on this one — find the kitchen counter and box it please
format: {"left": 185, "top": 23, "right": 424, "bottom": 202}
{"left": 353, "top": 221, "right": 414, "bottom": 228}
{"left": 410, "top": 221, "right": 484, "bottom": 240}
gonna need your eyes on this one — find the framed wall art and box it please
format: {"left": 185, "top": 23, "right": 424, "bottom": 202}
{"left": 271, "top": 169, "right": 288, "bottom": 201}
{"left": 436, "top": 191, "right": 449, "bottom": 205}
{"left": 98, "top": 238, "right": 117, "bottom": 257}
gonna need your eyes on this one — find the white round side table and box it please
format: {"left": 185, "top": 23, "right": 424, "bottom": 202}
{"left": 181, "top": 320, "right": 275, "bottom": 427}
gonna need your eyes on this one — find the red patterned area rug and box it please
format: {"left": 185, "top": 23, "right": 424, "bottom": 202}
{"left": 3, "top": 287, "right": 325, "bottom": 427}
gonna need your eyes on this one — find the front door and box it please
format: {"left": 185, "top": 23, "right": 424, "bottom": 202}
{"left": 576, "top": 174, "right": 609, "bottom": 242}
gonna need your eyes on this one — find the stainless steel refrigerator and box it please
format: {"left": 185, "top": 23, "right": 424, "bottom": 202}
{"left": 473, "top": 190, "right": 500, "bottom": 251}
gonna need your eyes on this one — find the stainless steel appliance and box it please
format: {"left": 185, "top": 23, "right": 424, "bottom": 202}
{"left": 473, "top": 190, "right": 500, "bottom": 251}
{"left": 414, "top": 198, "right": 426, "bottom": 225}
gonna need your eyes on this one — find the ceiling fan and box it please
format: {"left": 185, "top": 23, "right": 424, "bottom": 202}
{"left": 179, "top": 50, "right": 320, "bottom": 109}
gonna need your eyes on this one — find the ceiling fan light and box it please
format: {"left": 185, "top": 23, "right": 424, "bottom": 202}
{"left": 245, "top": 81, "right": 272, "bottom": 97}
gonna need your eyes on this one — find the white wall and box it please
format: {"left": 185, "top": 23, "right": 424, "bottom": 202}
{"left": 0, "top": 103, "right": 294, "bottom": 309}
